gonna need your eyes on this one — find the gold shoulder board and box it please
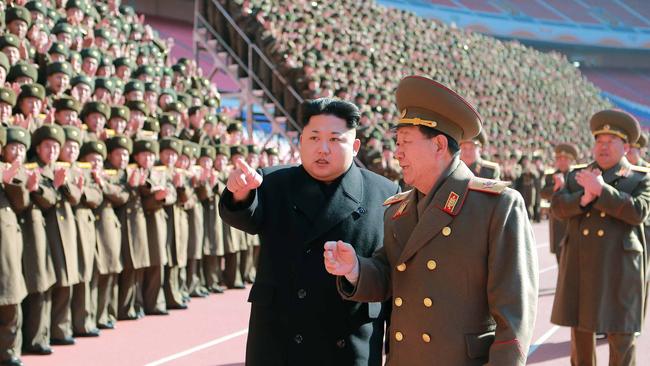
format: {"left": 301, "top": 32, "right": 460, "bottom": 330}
{"left": 481, "top": 160, "right": 500, "bottom": 169}
{"left": 383, "top": 190, "right": 412, "bottom": 206}
{"left": 55, "top": 161, "right": 71, "bottom": 168}
{"left": 104, "top": 169, "right": 118, "bottom": 176}
{"left": 153, "top": 165, "right": 168, "bottom": 171}
{"left": 468, "top": 177, "right": 510, "bottom": 195}
{"left": 24, "top": 162, "right": 39, "bottom": 170}
{"left": 76, "top": 162, "right": 92, "bottom": 169}
{"left": 105, "top": 129, "right": 116, "bottom": 137}
{"left": 128, "top": 163, "right": 138, "bottom": 169}
{"left": 570, "top": 163, "right": 588, "bottom": 171}
{"left": 631, "top": 165, "right": 650, "bottom": 174}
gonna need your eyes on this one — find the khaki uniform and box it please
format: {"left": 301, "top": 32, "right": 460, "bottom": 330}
{"left": 163, "top": 169, "right": 190, "bottom": 309}
{"left": 185, "top": 176, "right": 208, "bottom": 297}
{"left": 551, "top": 160, "right": 650, "bottom": 364}
{"left": 71, "top": 164, "right": 103, "bottom": 335}
{"left": 95, "top": 169, "right": 128, "bottom": 327}
{"left": 0, "top": 170, "right": 29, "bottom": 361}
{"left": 41, "top": 162, "right": 81, "bottom": 340}
{"left": 540, "top": 168, "right": 571, "bottom": 263}
{"left": 198, "top": 174, "right": 226, "bottom": 292}
{"left": 514, "top": 168, "right": 538, "bottom": 219}
{"left": 340, "top": 158, "right": 538, "bottom": 365}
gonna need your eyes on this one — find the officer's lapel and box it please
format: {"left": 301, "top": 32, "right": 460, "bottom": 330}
{"left": 602, "top": 160, "right": 627, "bottom": 185}
{"left": 390, "top": 190, "right": 418, "bottom": 249}
{"left": 396, "top": 162, "right": 471, "bottom": 265}
{"left": 299, "top": 165, "right": 363, "bottom": 245}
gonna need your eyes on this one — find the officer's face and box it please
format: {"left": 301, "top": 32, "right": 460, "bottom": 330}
{"left": 0, "top": 67, "right": 6, "bottom": 85}
{"left": 135, "top": 151, "right": 155, "bottom": 169}
{"left": 459, "top": 141, "right": 480, "bottom": 163}
{"left": 108, "top": 117, "right": 127, "bottom": 134}
{"left": 48, "top": 73, "right": 70, "bottom": 93}
{"left": 56, "top": 110, "right": 78, "bottom": 126}
{"left": 626, "top": 147, "right": 641, "bottom": 165}
{"left": 214, "top": 155, "right": 228, "bottom": 171}
{"left": 85, "top": 113, "right": 106, "bottom": 132}
{"left": 300, "top": 114, "right": 360, "bottom": 183}
{"left": 82, "top": 58, "right": 99, "bottom": 76}
{"left": 109, "top": 148, "right": 129, "bottom": 170}
{"left": 593, "top": 134, "right": 628, "bottom": 170}
{"left": 3, "top": 142, "right": 26, "bottom": 163}
{"left": 8, "top": 20, "right": 27, "bottom": 39}
{"left": 198, "top": 156, "right": 213, "bottom": 170}
{"left": 82, "top": 153, "right": 104, "bottom": 170}
{"left": 61, "top": 140, "right": 80, "bottom": 163}
{"left": 160, "top": 149, "right": 178, "bottom": 167}
{"left": 0, "top": 103, "right": 11, "bottom": 121}
{"left": 20, "top": 97, "right": 42, "bottom": 117}
{"left": 36, "top": 139, "right": 61, "bottom": 164}
{"left": 395, "top": 126, "right": 448, "bottom": 189}
{"left": 3, "top": 47, "right": 20, "bottom": 65}
{"left": 555, "top": 155, "right": 572, "bottom": 172}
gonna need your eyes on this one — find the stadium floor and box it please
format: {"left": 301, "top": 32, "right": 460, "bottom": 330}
{"left": 21, "top": 221, "right": 649, "bottom": 365}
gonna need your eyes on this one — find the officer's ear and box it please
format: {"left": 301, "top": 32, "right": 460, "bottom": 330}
{"left": 352, "top": 138, "right": 361, "bottom": 157}
{"left": 623, "top": 142, "right": 630, "bottom": 154}
{"left": 432, "top": 134, "right": 449, "bottom": 154}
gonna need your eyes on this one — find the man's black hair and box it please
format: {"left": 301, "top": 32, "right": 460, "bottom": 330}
{"left": 302, "top": 98, "right": 360, "bottom": 129}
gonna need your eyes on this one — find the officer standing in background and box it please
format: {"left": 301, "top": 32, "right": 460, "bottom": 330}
{"left": 627, "top": 132, "right": 649, "bottom": 168}
{"left": 551, "top": 110, "right": 650, "bottom": 366}
{"left": 541, "top": 143, "right": 579, "bottom": 264}
{"left": 459, "top": 130, "right": 500, "bottom": 179}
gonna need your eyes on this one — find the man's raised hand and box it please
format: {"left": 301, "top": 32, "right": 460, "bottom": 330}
{"left": 226, "top": 158, "right": 263, "bottom": 202}
{"left": 324, "top": 241, "right": 360, "bottom": 284}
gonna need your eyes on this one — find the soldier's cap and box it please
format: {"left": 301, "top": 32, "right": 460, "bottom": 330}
{"left": 94, "top": 28, "right": 111, "bottom": 40}
{"left": 6, "top": 6, "right": 32, "bottom": 27}
{"left": 51, "top": 22, "right": 74, "bottom": 35}
{"left": 113, "top": 57, "right": 134, "bottom": 70}
{"left": 133, "top": 65, "right": 155, "bottom": 78}
{"left": 125, "top": 100, "right": 149, "bottom": 115}
{"left": 182, "top": 142, "right": 194, "bottom": 157}
{"left": 160, "top": 137, "right": 182, "bottom": 155}
{"left": 205, "top": 96, "right": 220, "bottom": 108}
{"left": 111, "top": 77, "right": 124, "bottom": 91}
{"left": 396, "top": 75, "right": 481, "bottom": 144}
{"left": 164, "top": 101, "right": 185, "bottom": 114}
{"left": 247, "top": 144, "right": 261, "bottom": 155}
{"left": 53, "top": 96, "right": 80, "bottom": 113}
{"left": 0, "top": 53, "right": 9, "bottom": 72}
{"left": 145, "top": 82, "right": 160, "bottom": 94}
{"left": 631, "top": 132, "right": 647, "bottom": 149}
{"left": 63, "top": 125, "right": 82, "bottom": 145}
{"left": 71, "top": 74, "right": 94, "bottom": 90}
{"left": 172, "top": 63, "right": 187, "bottom": 74}
{"left": 188, "top": 105, "right": 204, "bottom": 116}
{"left": 32, "top": 124, "right": 65, "bottom": 147}
{"left": 133, "top": 139, "right": 159, "bottom": 155}
{"left": 99, "top": 56, "right": 113, "bottom": 68}
{"left": 204, "top": 114, "right": 216, "bottom": 125}
{"left": 46, "top": 61, "right": 73, "bottom": 77}
{"left": 0, "top": 34, "right": 20, "bottom": 51}
{"left": 368, "top": 129, "right": 383, "bottom": 141}
{"left": 81, "top": 101, "right": 110, "bottom": 120}
{"left": 590, "top": 109, "right": 640, "bottom": 144}
{"left": 383, "top": 139, "right": 396, "bottom": 151}
{"left": 110, "top": 106, "right": 130, "bottom": 121}
{"left": 6, "top": 126, "right": 31, "bottom": 148}
{"left": 264, "top": 147, "right": 279, "bottom": 156}
{"left": 0, "top": 88, "right": 17, "bottom": 107}
{"left": 8, "top": 62, "right": 38, "bottom": 83}
{"left": 124, "top": 80, "right": 144, "bottom": 94}
{"left": 177, "top": 94, "right": 192, "bottom": 109}
{"left": 106, "top": 135, "right": 133, "bottom": 154}
{"left": 18, "top": 83, "right": 45, "bottom": 101}
{"left": 26, "top": 1, "right": 48, "bottom": 15}
{"left": 230, "top": 145, "right": 247, "bottom": 158}
{"left": 200, "top": 145, "right": 216, "bottom": 160}
{"left": 143, "top": 117, "right": 160, "bottom": 133}
{"left": 94, "top": 77, "right": 114, "bottom": 93}
{"left": 80, "top": 48, "right": 101, "bottom": 61}
{"left": 461, "top": 129, "right": 487, "bottom": 146}
{"left": 48, "top": 42, "right": 70, "bottom": 58}
{"left": 554, "top": 143, "right": 578, "bottom": 161}
{"left": 0, "top": 127, "right": 6, "bottom": 147}
{"left": 190, "top": 142, "right": 200, "bottom": 159}
{"left": 159, "top": 113, "right": 179, "bottom": 127}
{"left": 160, "top": 88, "right": 177, "bottom": 99}
{"left": 215, "top": 145, "right": 230, "bottom": 158}
{"left": 80, "top": 140, "right": 107, "bottom": 159}
{"left": 227, "top": 122, "right": 243, "bottom": 133}
{"left": 65, "top": 0, "right": 86, "bottom": 10}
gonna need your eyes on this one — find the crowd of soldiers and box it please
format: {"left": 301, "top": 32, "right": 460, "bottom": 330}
{"left": 0, "top": 1, "right": 292, "bottom": 366}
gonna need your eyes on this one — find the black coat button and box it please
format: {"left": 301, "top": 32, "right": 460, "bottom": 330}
{"left": 297, "top": 289, "right": 307, "bottom": 299}
{"left": 294, "top": 334, "right": 303, "bottom": 344}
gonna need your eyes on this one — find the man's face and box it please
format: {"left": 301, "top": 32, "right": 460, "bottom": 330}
{"left": 198, "top": 156, "right": 213, "bottom": 169}
{"left": 36, "top": 139, "right": 61, "bottom": 164}
{"left": 108, "top": 117, "right": 127, "bottom": 134}
{"left": 82, "top": 152, "right": 104, "bottom": 170}
{"left": 20, "top": 97, "right": 42, "bottom": 117}
{"left": 127, "top": 90, "right": 143, "bottom": 101}
{"left": 160, "top": 149, "right": 178, "bottom": 167}
{"left": 47, "top": 73, "right": 70, "bottom": 93}
{"left": 177, "top": 154, "right": 190, "bottom": 169}
{"left": 8, "top": 20, "right": 27, "bottom": 39}
{"left": 56, "top": 109, "right": 78, "bottom": 126}
{"left": 3, "top": 46, "right": 20, "bottom": 65}
{"left": 0, "top": 102, "right": 11, "bottom": 122}
{"left": 161, "top": 124, "right": 176, "bottom": 138}
{"left": 246, "top": 153, "right": 260, "bottom": 169}
{"left": 60, "top": 140, "right": 80, "bottom": 162}
{"left": 395, "top": 126, "right": 444, "bottom": 188}
{"left": 593, "top": 134, "right": 628, "bottom": 170}
{"left": 135, "top": 151, "right": 155, "bottom": 169}
{"left": 108, "top": 148, "right": 129, "bottom": 169}
{"left": 214, "top": 155, "right": 228, "bottom": 171}
{"left": 0, "top": 67, "right": 6, "bottom": 85}
{"left": 555, "top": 155, "right": 572, "bottom": 172}
{"left": 299, "top": 114, "right": 359, "bottom": 183}
{"left": 85, "top": 112, "right": 106, "bottom": 132}
{"left": 82, "top": 57, "right": 98, "bottom": 76}
{"left": 3, "top": 142, "right": 26, "bottom": 163}
{"left": 74, "top": 84, "right": 91, "bottom": 102}
{"left": 626, "top": 147, "right": 641, "bottom": 165}
{"left": 459, "top": 141, "right": 480, "bottom": 164}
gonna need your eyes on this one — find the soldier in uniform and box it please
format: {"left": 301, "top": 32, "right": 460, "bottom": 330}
{"left": 459, "top": 130, "right": 500, "bottom": 179}
{"left": 540, "top": 143, "right": 579, "bottom": 264}
{"left": 514, "top": 155, "right": 538, "bottom": 219}
{"left": 325, "top": 76, "right": 538, "bottom": 365}
{"left": 551, "top": 110, "right": 650, "bottom": 365}
{"left": 627, "top": 132, "right": 649, "bottom": 168}
{"left": 221, "top": 145, "right": 248, "bottom": 289}
{"left": 0, "top": 87, "right": 16, "bottom": 127}
{"left": 0, "top": 127, "right": 30, "bottom": 366}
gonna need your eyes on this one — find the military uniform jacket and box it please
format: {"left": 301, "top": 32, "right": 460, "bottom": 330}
{"left": 198, "top": 173, "right": 225, "bottom": 256}
{"left": 41, "top": 162, "right": 81, "bottom": 287}
{"left": 165, "top": 173, "right": 191, "bottom": 267}
{"left": 112, "top": 167, "right": 150, "bottom": 270}
{"left": 142, "top": 167, "right": 176, "bottom": 266}
{"left": 95, "top": 169, "right": 129, "bottom": 274}
{"left": 468, "top": 159, "right": 500, "bottom": 180}
{"left": 74, "top": 165, "right": 103, "bottom": 282}
{"left": 186, "top": 181, "right": 204, "bottom": 260}
{"left": 21, "top": 165, "right": 56, "bottom": 294}
{"left": 0, "top": 174, "right": 29, "bottom": 305}
{"left": 339, "top": 158, "right": 538, "bottom": 366}
{"left": 219, "top": 164, "right": 399, "bottom": 366}
{"left": 551, "top": 159, "right": 650, "bottom": 333}
{"left": 541, "top": 169, "right": 571, "bottom": 254}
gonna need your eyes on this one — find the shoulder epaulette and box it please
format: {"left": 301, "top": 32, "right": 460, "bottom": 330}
{"left": 631, "top": 165, "right": 650, "bottom": 174}
{"left": 481, "top": 160, "right": 500, "bottom": 169}
{"left": 80, "top": 124, "right": 88, "bottom": 130}
{"left": 383, "top": 190, "right": 412, "bottom": 206}
{"left": 55, "top": 161, "right": 71, "bottom": 168}
{"left": 105, "top": 129, "right": 116, "bottom": 137}
{"left": 153, "top": 165, "right": 168, "bottom": 171}
{"left": 76, "top": 162, "right": 92, "bottom": 169}
{"left": 104, "top": 169, "right": 118, "bottom": 176}
{"left": 128, "top": 164, "right": 138, "bottom": 169}
{"left": 570, "top": 163, "right": 588, "bottom": 171}
{"left": 544, "top": 168, "right": 556, "bottom": 175}
{"left": 468, "top": 176, "right": 510, "bottom": 195}
{"left": 24, "top": 162, "right": 39, "bottom": 170}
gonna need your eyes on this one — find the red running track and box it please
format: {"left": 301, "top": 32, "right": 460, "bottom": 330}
{"left": 22, "top": 221, "right": 650, "bottom": 365}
